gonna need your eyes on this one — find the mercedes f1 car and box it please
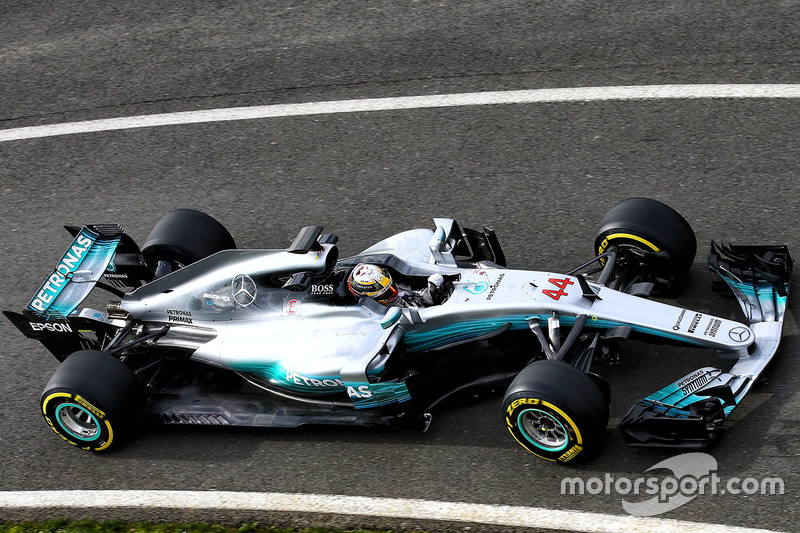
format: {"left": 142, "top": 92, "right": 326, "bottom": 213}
{"left": 4, "top": 198, "right": 792, "bottom": 463}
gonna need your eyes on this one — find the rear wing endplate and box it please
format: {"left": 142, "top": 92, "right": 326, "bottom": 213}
{"left": 26, "top": 226, "right": 123, "bottom": 319}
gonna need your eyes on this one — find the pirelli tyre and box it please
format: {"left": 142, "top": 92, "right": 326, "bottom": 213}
{"left": 41, "top": 350, "right": 143, "bottom": 452}
{"left": 595, "top": 197, "right": 696, "bottom": 291}
{"left": 503, "top": 360, "right": 609, "bottom": 464}
{"left": 141, "top": 208, "right": 236, "bottom": 273}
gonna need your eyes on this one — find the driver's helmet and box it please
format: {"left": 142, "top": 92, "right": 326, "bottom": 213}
{"left": 347, "top": 263, "right": 399, "bottom": 305}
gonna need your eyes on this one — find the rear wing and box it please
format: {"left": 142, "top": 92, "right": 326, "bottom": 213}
{"left": 5, "top": 223, "right": 151, "bottom": 360}
{"left": 3, "top": 308, "right": 116, "bottom": 362}
{"left": 25, "top": 224, "right": 150, "bottom": 320}
{"left": 63, "top": 224, "right": 152, "bottom": 291}
{"left": 27, "top": 226, "right": 119, "bottom": 319}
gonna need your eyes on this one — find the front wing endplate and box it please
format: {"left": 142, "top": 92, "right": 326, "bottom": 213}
{"left": 620, "top": 242, "right": 792, "bottom": 448}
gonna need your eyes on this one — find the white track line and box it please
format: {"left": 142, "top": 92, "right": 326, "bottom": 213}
{"left": 3, "top": 84, "right": 800, "bottom": 143}
{"left": 0, "top": 490, "right": 784, "bottom": 533}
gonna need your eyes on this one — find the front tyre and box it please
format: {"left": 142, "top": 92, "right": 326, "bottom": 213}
{"left": 594, "top": 197, "right": 696, "bottom": 291}
{"left": 503, "top": 360, "right": 608, "bottom": 463}
{"left": 41, "top": 350, "right": 143, "bottom": 452}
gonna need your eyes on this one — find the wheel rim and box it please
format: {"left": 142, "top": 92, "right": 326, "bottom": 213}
{"left": 56, "top": 403, "right": 100, "bottom": 441}
{"left": 518, "top": 408, "right": 569, "bottom": 452}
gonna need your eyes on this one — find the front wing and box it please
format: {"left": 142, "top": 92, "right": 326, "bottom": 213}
{"left": 620, "top": 242, "right": 792, "bottom": 448}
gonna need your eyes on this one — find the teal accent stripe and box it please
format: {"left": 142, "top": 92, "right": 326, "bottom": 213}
{"left": 403, "top": 315, "right": 533, "bottom": 353}
{"left": 56, "top": 403, "right": 100, "bottom": 441}
{"left": 642, "top": 379, "right": 737, "bottom": 419}
{"left": 714, "top": 269, "right": 790, "bottom": 322}
{"left": 518, "top": 408, "right": 569, "bottom": 452}
{"left": 26, "top": 228, "right": 122, "bottom": 319}
{"left": 349, "top": 381, "right": 411, "bottom": 409}
{"left": 402, "top": 314, "right": 708, "bottom": 354}
{"left": 228, "top": 362, "right": 345, "bottom": 394}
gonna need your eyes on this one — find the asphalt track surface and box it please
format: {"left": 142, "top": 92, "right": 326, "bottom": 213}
{"left": 1, "top": 2, "right": 799, "bottom": 531}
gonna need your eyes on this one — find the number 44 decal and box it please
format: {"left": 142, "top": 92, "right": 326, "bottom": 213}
{"left": 543, "top": 277, "right": 574, "bottom": 300}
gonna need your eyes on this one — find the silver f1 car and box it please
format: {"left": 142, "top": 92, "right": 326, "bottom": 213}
{"left": 4, "top": 198, "right": 792, "bottom": 463}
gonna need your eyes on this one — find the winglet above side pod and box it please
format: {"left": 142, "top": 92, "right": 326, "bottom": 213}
{"left": 288, "top": 225, "right": 324, "bottom": 254}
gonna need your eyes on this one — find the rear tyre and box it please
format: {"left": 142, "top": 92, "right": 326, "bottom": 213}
{"left": 141, "top": 209, "right": 236, "bottom": 272}
{"left": 41, "top": 350, "right": 143, "bottom": 452}
{"left": 503, "top": 360, "right": 609, "bottom": 463}
{"left": 595, "top": 197, "right": 696, "bottom": 291}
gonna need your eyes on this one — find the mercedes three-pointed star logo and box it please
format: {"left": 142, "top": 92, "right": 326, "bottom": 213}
{"left": 231, "top": 274, "right": 257, "bottom": 307}
{"left": 729, "top": 326, "right": 752, "bottom": 343}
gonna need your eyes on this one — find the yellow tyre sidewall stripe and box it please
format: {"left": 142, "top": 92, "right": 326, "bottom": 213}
{"left": 505, "top": 397, "right": 584, "bottom": 463}
{"left": 42, "top": 392, "right": 114, "bottom": 451}
{"left": 597, "top": 232, "right": 661, "bottom": 255}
